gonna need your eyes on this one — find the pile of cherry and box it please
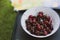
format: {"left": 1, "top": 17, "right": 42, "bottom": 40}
{"left": 25, "top": 12, "right": 53, "bottom": 36}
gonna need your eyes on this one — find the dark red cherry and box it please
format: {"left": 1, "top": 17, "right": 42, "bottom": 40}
{"left": 36, "top": 24, "right": 41, "bottom": 30}
{"left": 44, "top": 30, "right": 48, "bottom": 35}
{"left": 38, "top": 12, "right": 43, "bottom": 17}
{"left": 44, "top": 20, "right": 49, "bottom": 24}
{"left": 26, "top": 25, "right": 31, "bottom": 30}
{"left": 29, "top": 15, "right": 33, "bottom": 18}
{"left": 32, "top": 17, "right": 36, "bottom": 23}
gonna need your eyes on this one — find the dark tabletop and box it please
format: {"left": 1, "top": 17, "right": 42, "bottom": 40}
{"left": 12, "top": 9, "right": 60, "bottom": 40}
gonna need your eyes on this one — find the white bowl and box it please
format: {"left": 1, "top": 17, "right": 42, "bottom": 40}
{"left": 21, "top": 7, "right": 60, "bottom": 38}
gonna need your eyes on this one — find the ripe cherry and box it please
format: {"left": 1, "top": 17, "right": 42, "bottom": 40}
{"left": 26, "top": 25, "right": 31, "bottom": 30}
{"left": 32, "top": 17, "right": 36, "bottom": 23}
{"left": 44, "top": 30, "right": 48, "bottom": 35}
{"left": 38, "top": 12, "right": 43, "bottom": 17}
{"left": 44, "top": 20, "right": 49, "bottom": 24}
{"left": 29, "top": 15, "right": 33, "bottom": 18}
{"left": 36, "top": 24, "right": 41, "bottom": 30}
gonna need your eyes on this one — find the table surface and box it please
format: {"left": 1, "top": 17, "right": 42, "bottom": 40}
{"left": 12, "top": 9, "right": 60, "bottom": 40}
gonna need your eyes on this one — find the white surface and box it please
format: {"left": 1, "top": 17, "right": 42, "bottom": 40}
{"left": 21, "top": 7, "right": 60, "bottom": 38}
{"left": 10, "top": 0, "right": 60, "bottom": 11}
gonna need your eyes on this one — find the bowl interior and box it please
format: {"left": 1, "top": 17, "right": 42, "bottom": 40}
{"left": 21, "top": 7, "right": 60, "bottom": 38}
